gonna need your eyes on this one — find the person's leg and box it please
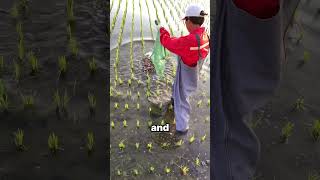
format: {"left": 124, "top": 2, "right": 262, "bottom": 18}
{"left": 212, "top": 111, "right": 260, "bottom": 179}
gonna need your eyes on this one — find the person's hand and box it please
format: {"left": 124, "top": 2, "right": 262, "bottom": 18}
{"left": 160, "top": 27, "right": 168, "bottom": 34}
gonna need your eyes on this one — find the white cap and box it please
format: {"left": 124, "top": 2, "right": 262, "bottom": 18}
{"left": 182, "top": 4, "right": 206, "bottom": 19}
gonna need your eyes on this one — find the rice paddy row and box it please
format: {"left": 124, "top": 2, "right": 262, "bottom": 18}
{"left": 110, "top": 0, "right": 123, "bottom": 34}
{"left": 10, "top": 128, "right": 96, "bottom": 156}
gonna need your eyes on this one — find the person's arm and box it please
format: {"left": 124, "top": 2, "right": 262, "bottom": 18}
{"left": 233, "top": 0, "right": 280, "bottom": 19}
{"left": 159, "top": 27, "right": 191, "bottom": 57}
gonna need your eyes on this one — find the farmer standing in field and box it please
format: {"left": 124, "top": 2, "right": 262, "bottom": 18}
{"left": 212, "top": 0, "right": 301, "bottom": 179}
{"left": 159, "top": 4, "right": 210, "bottom": 135}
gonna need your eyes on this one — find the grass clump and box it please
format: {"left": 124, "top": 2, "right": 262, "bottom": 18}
{"left": 13, "top": 128, "right": 26, "bottom": 151}
{"left": 280, "top": 121, "right": 294, "bottom": 143}
{"left": 311, "top": 119, "right": 320, "bottom": 142}
{"left": 48, "top": 132, "right": 59, "bottom": 154}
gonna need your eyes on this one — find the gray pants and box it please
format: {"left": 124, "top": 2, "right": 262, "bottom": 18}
{"left": 172, "top": 56, "right": 204, "bottom": 131}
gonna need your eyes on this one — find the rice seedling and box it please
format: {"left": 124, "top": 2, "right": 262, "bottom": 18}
{"left": 116, "top": 169, "right": 122, "bottom": 176}
{"left": 136, "top": 103, "right": 140, "bottom": 110}
{"left": 195, "top": 157, "right": 201, "bottom": 167}
{"left": 18, "top": 38, "right": 24, "bottom": 61}
{"left": 164, "top": 166, "right": 171, "bottom": 174}
{"left": 86, "top": 132, "right": 95, "bottom": 154}
{"left": 148, "top": 120, "right": 153, "bottom": 127}
{"left": 146, "top": 90, "right": 151, "bottom": 98}
{"left": 135, "top": 142, "right": 139, "bottom": 150}
{"left": 136, "top": 120, "right": 140, "bottom": 128}
{"left": 123, "top": 119, "right": 127, "bottom": 127}
{"left": 133, "top": 169, "right": 139, "bottom": 176}
{"left": 311, "top": 119, "right": 320, "bottom": 142}
{"left": 161, "top": 142, "right": 170, "bottom": 149}
{"left": 88, "top": 57, "right": 97, "bottom": 75}
{"left": 124, "top": 103, "right": 129, "bottom": 110}
{"left": 10, "top": 3, "right": 19, "bottom": 19}
{"left": 127, "top": 90, "right": 131, "bottom": 97}
{"left": 137, "top": 91, "right": 140, "bottom": 98}
{"left": 114, "top": 102, "right": 119, "bottom": 109}
{"left": 180, "top": 165, "right": 189, "bottom": 176}
{"left": 161, "top": 119, "right": 165, "bottom": 126}
{"left": 207, "top": 99, "right": 210, "bottom": 106}
{"left": 280, "top": 121, "right": 294, "bottom": 143}
{"left": 127, "top": 78, "right": 132, "bottom": 87}
{"left": 16, "top": 22, "right": 23, "bottom": 41}
{"left": 201, "top": 134, "right": 207, "bottom": 142}
{"left": 303, "top": 50, "right": 310, "bottom": 64}
{"left": 53, "top": 89, "right": 70, "bottom": 113}
{"left": 69, "top": 35, "right": 78, "bottom": 56}
{"left": 175, "top": 139, "right": 184, "bottom": 146}
{"left": 67, "top": 0, "right": 75, "bottom": 23}
{"left": 28, "top": 51, "right": 39, "bottom": 75}
{"left": 118, "top": 140, "right": 125, "bottom": 150}
{"left": 148, "top": 107, "right": 152, "bottom": 114}
{"left": 58, "top": 56, "right": 67, "bottom": 77}
{"left": 48, "top": 132, "right": 59, "bottom": 154}
{"left": 149, "top": 166, "right": 155, "bottom": 173}
{"left": 293, "top": 96, "right": 305, "bottom": 112}
{"left": 111, "top": 121, "right": 115, "bottom": 129}
{"left": 13, "top": 129, "right": 25, "bottom": 151}
{"left": 118, "top": 77, "right": 123, "bottom": 85}
{"left": 0, "top": 93, "right": 9, "bottom": 113}
{"left": 18, "top": 0, "right": 28, "bottom": 11}
{"left": 88, "top": 92, "right": 97, "bottom": 114}
{"left": 197, "top": 100, "right": 202, "bottom": 107}
{"left": 13, "top": 61, "right": 21, "bottom": 82}
{"left": 189, "top": 134, "right": 195, "bottom": 144}
{"left": 147, "top": 142, "right": 152, "bottom": 152}
{"left": 21, "top": 94, "right": 34, "bottom": 109}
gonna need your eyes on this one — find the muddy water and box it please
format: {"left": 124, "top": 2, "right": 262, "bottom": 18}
{"left": 110, "top": 0, "right": 211, "bottom": 179}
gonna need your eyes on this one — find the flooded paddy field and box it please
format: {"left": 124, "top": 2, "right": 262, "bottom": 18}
{"left": 109, "top": 0, "right": 211, "bottom": 179}
{"left": 0, "top": 0, "right": 107, "bottom": 179}
{"left": 251, "top": 1, "right": 320, "bottom": 179}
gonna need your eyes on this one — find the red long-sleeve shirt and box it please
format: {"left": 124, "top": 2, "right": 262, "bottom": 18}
{"left": 233, "top": 0, "right": 280, "bottom": 19}
{"left": 159, "top": 0, "right": 279, "bottom": 66}
{"left": 159, "top": 27, "right": 209, "bottom": 67}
